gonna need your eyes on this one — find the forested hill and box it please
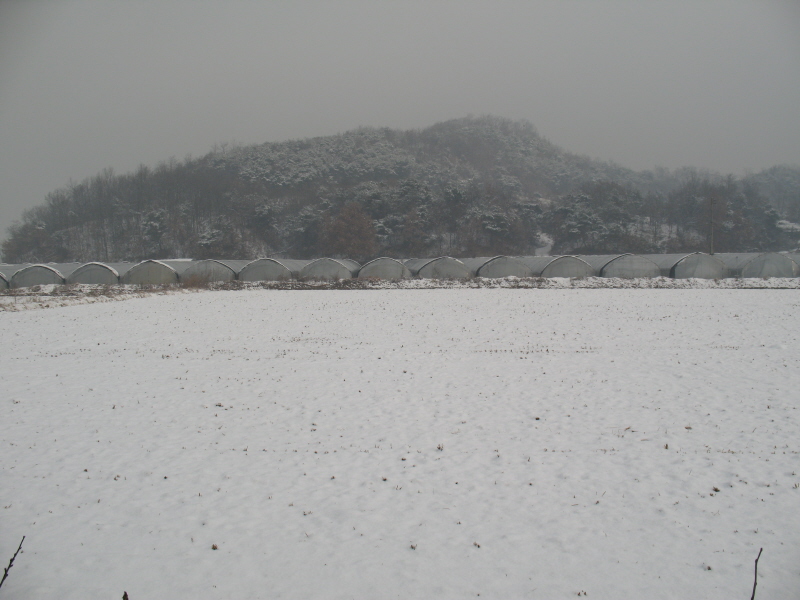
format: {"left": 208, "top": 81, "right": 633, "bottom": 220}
{"left": 3, "top": 115, "right": 799, "bottom": 263}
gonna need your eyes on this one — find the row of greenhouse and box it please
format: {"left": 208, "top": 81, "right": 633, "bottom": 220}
{"left": 1, "top": 252, "right": 799, "bottom": 289}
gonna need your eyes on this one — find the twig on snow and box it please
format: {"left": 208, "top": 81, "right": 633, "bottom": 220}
{"left": 750, "top": 547, "right": 763, "bottom": 600}
{"left": 0, "top": 536, "right": 25, "bottom": 590}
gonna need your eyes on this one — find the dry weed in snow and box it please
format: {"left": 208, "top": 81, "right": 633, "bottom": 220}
{"left": 1, "top": 277, "right": 799, "bottom": 312}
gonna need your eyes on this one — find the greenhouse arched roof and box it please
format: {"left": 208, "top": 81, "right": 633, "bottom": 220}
{"left": 10, "top": 263, "right": 82, "bottom": 288}
{"left": 462, "top": 256, "right": 540, "bottom": 278}
{"left": 644, "top": 253, "right": 726, "bottom": 279}
{"left": 0, "top": 264, "right": 28, "bottom": 281}
{"left": 784, "top": 253, "right": 800, "bottom": 276}
{"left": 239, "top": 258, "right": 310, "bottom": 281}
{"left": 403, "top": 257, "right": 470, "bottom": 279}
{"left": 300, "top": 258, "right": 360, "bottom": 280}
{"left": 180, "top": 260, "right": 240, "bottom": 283}
{"left": 121, "top": 260, "right": 190, "bottom": 285}
{"left": 579, "top": 254, "right": 661, "bottom": 278}
{"left": 358, "top": 257, "right": 412, "bottom": 279}
{"left": 66, "top": 262, "right": 121, "bottom": 284}
{"left": 714, "top": 253, "right": 797, "bottom": 278}
{"left": 516, "top": 256, "right": 594, "bottom": 278}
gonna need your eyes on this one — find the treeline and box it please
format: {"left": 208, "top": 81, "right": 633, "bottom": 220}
{"left": 3, "top": 116, "right": 799, "bottom": 263}
{"left": 545, "top": 177, "right": 790, "bottom": 255}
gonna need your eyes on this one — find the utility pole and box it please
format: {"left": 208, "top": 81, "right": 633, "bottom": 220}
{"left": 709, "top": 193, "right": 715, "bottom": 255}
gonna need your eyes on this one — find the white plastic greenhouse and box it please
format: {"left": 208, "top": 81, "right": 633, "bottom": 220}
{"left": 238, "top": 259, "right": 309, "bottom": 282}
{"left": 300, "top": 258, "right": 361, "bottom": 280}
{"left": 121, "top": 260, "right": 194, "bottom": 285}
{"left": 460, "top": 257, "right": 493, "bottom": 277}
{"left": 10, "top": 263, "right": 82, "bottom": 288}
{"left": 516, "top": 256, "right": 594, "bottom": 278}
{"left": 404, "top": 257, "right": 470, "bottom": 279}
{"left": 180, "top": 259, "right": 252, "bottom": 283}
{"left": 469, "top": 256, "right": 534, "bottom": 278}
{"left": 715, "top": 253, "right": 797, "bottom": 278}
{"left": 66, "top": 262, "right": 137, "bottom": 284}
{"left": 358, "top": 257, "right": 412, "bottom": 279}
{"left": 4, "top": 251, "right": 798, "bottom": 289}
{"left": 0, "top": 264, "right": 29, "bottom": 289}
{"left": 645, "top": 253, "right": 726, "bottom": 279}
{"left": 786, "top": 253, "right": 800, "bottom": 275}
{"left": 579, "top": 254, "right": 661, "bottom": 278}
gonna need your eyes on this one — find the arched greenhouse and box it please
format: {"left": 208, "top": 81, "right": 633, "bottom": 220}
{"left": 238, "top": 259, "right": 309, "bottom": 282}
{"left": 460, "top": 257, "right": 494, "bottom": 277}
{"left": 469, "top": 256, "right": 534, "bottom": 278}
{"left": 580, "top": 254, "right": 661, "bottom": 278}
{"left": 10, "top": 263, "right": 81, "bottom": 288}
{"left": 358, "top": 257, "right": 412, "bottom": 279}
{"left": 645, "top": 253, "right": 726, "bottom": 279}
{"left": 715, "top": 253, "right": 797, "bottom": 278}
{"left": 66, "top": 262, "right": 132, "bottom": 284}
{"left": 516, "top": 256, "right": 594, "bottom": 278}
{"left": 121, "top": 260, "right": 194, "bottom": 285}
{"left": 0, "top": 264, "right": 28, "bottom": 290}
{"left": 180, "top": 259, "right": 252, "bottom": 283}
{"left": 786, "top": 253, "right": 800, "bottom": 276}
{"left": 404, "top": 257, "right": 470, "bottom": 279}
{"left": 300, "top": 258, "right": 361, "bottom": 280}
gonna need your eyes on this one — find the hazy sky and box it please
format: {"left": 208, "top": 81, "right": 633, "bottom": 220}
{"left": 1, "top": 1, "right": 799, "bottom": 234}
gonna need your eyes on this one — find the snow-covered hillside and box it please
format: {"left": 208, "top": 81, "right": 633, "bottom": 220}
{"left": 1, "top": 289, "right": 798, "bottom": 599}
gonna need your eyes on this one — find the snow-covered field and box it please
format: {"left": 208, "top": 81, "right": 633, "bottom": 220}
{"left": 1, "top": 288, "right": 798, "bottom": 599}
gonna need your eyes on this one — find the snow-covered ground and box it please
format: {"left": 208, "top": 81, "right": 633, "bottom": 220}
{"left": 1, "top": 288, "right": 798, "bottom": 599}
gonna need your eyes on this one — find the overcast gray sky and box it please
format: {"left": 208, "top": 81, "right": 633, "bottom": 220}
{"left": 1, "top": 0, "right": 799, "bottom": 234}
